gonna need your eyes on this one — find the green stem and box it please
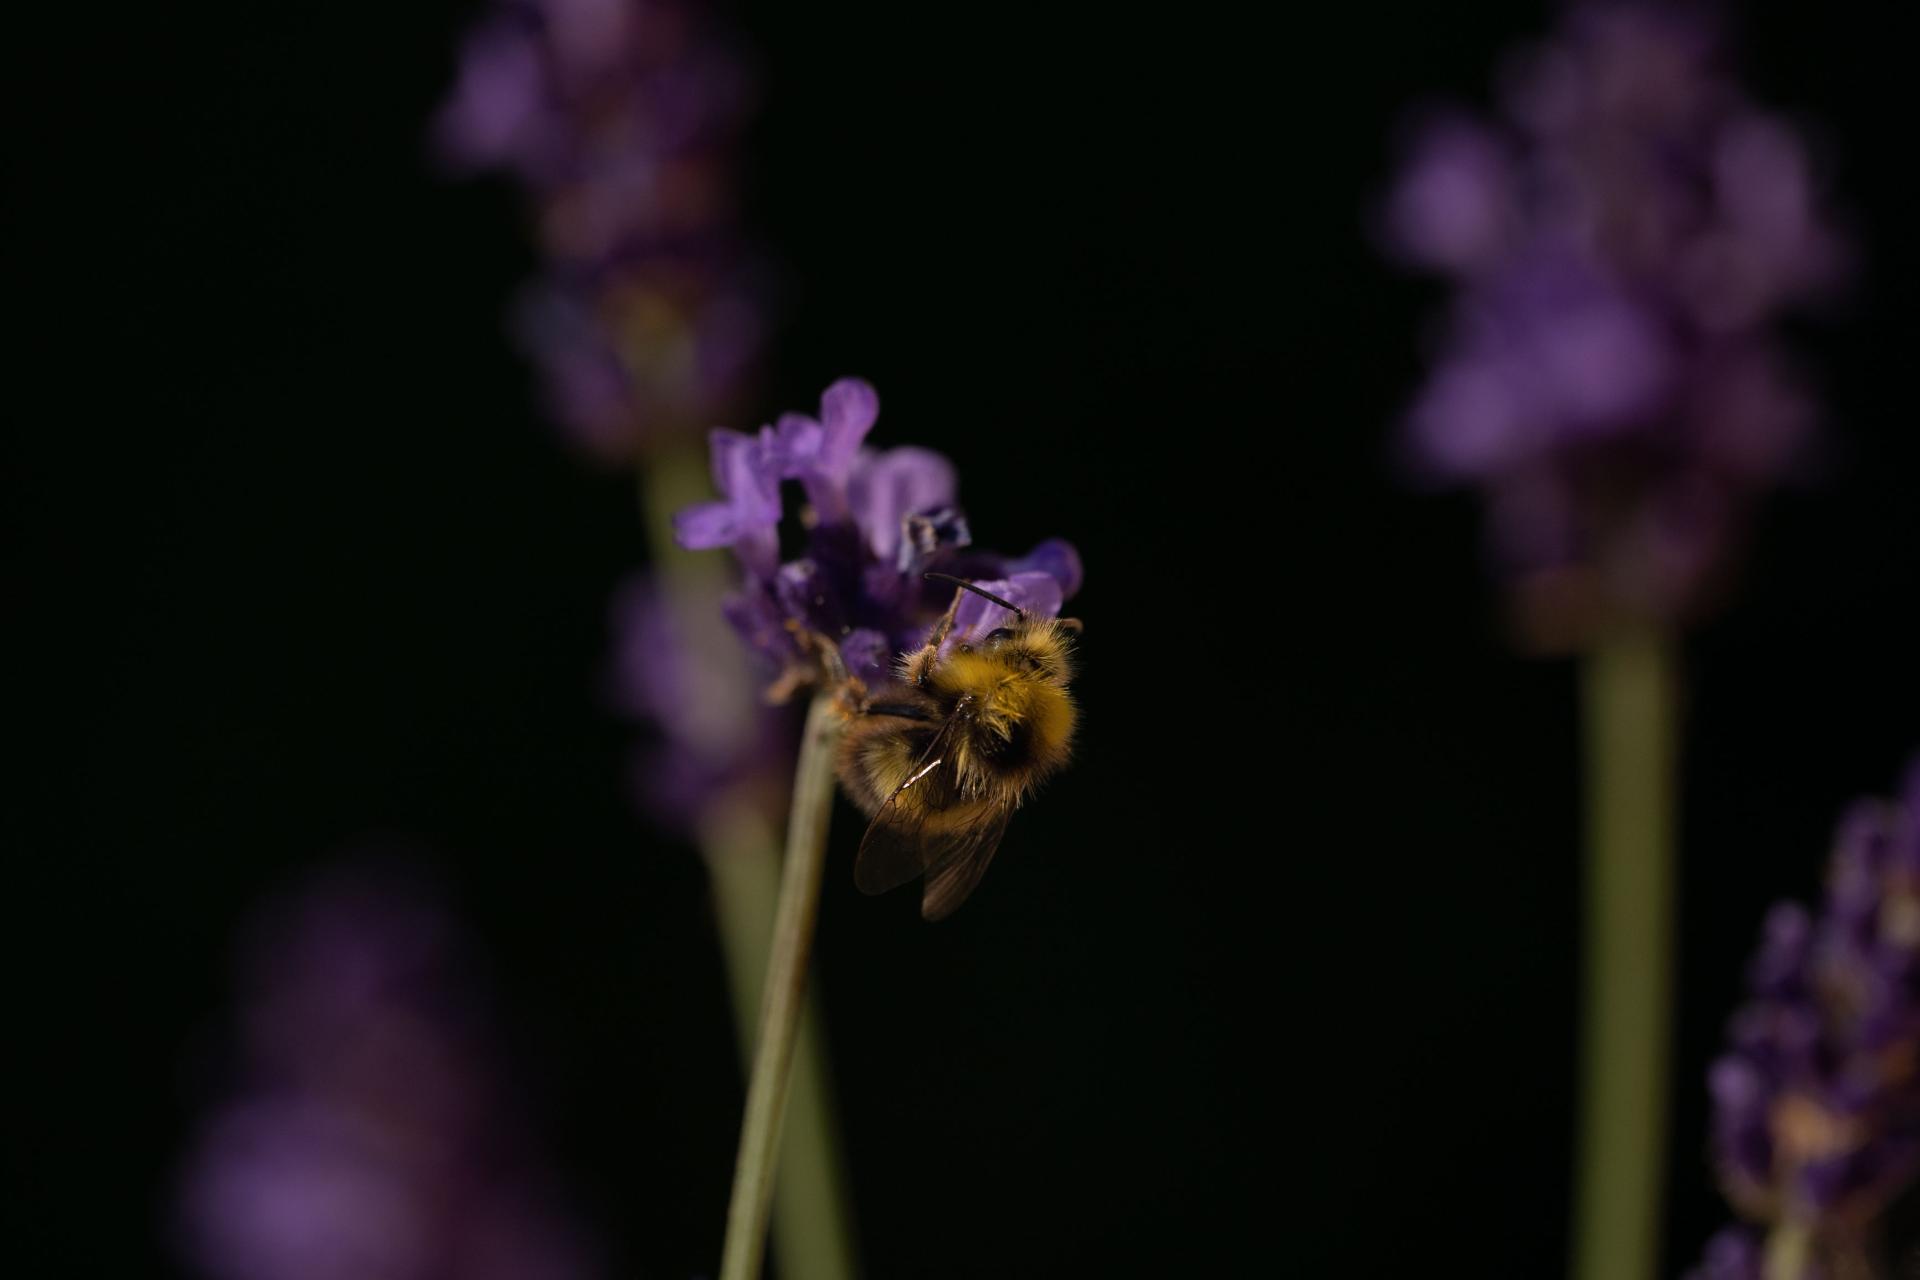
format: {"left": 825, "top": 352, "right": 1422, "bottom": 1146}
{"left": 640, "top": 451, "right": 858, "bottom": 1280}
{"left": 1763, "top": 1222, "right": 1811, "bottom": 1280}
{"left": 702, "top": 801, "right": 857, "bottom": 1280}
{"left": 719, "top": 692, "right": 845, "bottom": 1280}
{"left": 1571, "top": 623, "right": 1677, "bottom": 1280}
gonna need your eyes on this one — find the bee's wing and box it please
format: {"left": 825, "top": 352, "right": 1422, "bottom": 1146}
{"left": 851, "top": 711, "right": 960, "bottom": 897}
{"left": 855, "top": 792, "right": 1013, "bottom": 921}
{"left": 916, "top": 804, "right": 1012, "bottom": 921}
{"left": 852, "top": 711, "right": 1014, "bottom": 920}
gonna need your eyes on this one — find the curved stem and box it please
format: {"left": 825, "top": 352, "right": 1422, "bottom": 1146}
{"left": 1571, "top": 623, "right": 1677, "bottom": 1280}
{"left": 719, "top": 692, "right": 845, "bottom": 1280}
{"left": 703, "top": 801, "right": 857, "bottom": 1280}
{"left": 641, "top": 453, "right": 857, "bottom": 1280}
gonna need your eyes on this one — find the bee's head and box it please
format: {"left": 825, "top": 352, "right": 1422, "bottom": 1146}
{"left": 926, "top": 573, "right": 1077, "bottom": 679}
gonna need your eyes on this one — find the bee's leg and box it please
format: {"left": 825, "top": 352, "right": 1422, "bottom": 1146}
{"left": 811, "top": 634, "right": 873, "bottom": 719}
{"left": 906, "top": 590, "right": 967, "bottom": 690}
{"left": 923, "top": 589, "right": 965, "bottom": 649}
{"left": 810, "top": 630, "right": 850, "bottom": 687}
{"left": 773, "top": 624, "right": 865, "bottom": 709}
{"left": 1054, "top": 617, "right": 1084, "bottom": 635}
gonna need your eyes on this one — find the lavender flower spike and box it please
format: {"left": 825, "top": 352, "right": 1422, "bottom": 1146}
{"left": 675, "top": 378, "right": 1082, "bottom": 698}
{"left": 670, "top": 377, "right": 885, "bottom": 581}
{"left": 673, "top": 427, "right": 786, "bottom": 578}
{"left": 174, "top": 863, "right": 601, "bottom": 1280}
{"left": 1380, "top": 2, "right": 1846, "bottom": 644}
{"left": 1683, "top": 1227, "right": 1765, "bottom": 1280}
{"left": 1697, "top": 757, "right": 1920, "bottom": 1276}
{"left": 436, "top": 0, "right": 765, "bottom": 460}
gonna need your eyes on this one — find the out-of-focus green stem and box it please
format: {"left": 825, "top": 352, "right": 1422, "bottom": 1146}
{"left": 1571, "top": 622, "right": 1677, "bottom": 1280}
{"left": 1763, "top": 1222, "right": 1811, "bottom": 1280}
{"left": 702, "top": 799, "right": 856, "bottom": 1280}
{"left": 641, "top": 452, "right": 857, "bottom": 1280}
{"left": 719, "top": 692, "right": 844, "bottom": 1280}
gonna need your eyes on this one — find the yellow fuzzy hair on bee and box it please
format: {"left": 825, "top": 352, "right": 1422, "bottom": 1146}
{"left": 835, "top": 580, "right": 1078, "bottom": 920}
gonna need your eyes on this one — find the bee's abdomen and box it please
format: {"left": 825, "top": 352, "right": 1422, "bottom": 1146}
{"left": 974, "top": 714, "right": 1034, "bottom": 769}
{"left": 958, "top": 679, "right": 1075, "bottom": 799}
{"left": 837, "top": 716, "right": 939, "bottom": 815}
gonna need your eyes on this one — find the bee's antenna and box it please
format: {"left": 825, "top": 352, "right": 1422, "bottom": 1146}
{"left": 924, "top": 572, "right": 1026, "bottom": 620}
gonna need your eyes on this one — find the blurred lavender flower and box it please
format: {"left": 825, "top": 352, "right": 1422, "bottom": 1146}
{"left": 175, "top": 866, "right": 600, "bottom": 1280}
{"left": 437, "top": 0, "right": 786, "bottom": 830}
{"left": 675, "top": 376, "right": 1084, "bottom": 695}
{"left": 1684, "top": 1226, "right": 1766, "bottom": 1280}
{"left": 1381, "top": 3, "right": 1846, "bottom": 642}
{"left": 436, "top": 0, "right": 764, "bottom": 460}
{"left": 1699, "top": 759, "right": 1920, "bottom": 1274}
{"left": 609, "top": 571, "right": 796, "bottom": 828}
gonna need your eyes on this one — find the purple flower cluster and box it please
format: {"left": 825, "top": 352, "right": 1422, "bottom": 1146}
{"left": 609, "top": 571, "right": 794, "bottom": 828}
{"left": 1700, "top": 760, "right": 1920, "bottom": 1269}
{"left": 1684, "top": 1226, "right": 1766, "bottom": 1280}
{"left": 175, "top": 866, "right": 599, "bottom": 1280}
{"left": 674, "top": 377, "right": 1082, "bottom": 693}
{"left": 1382, "top": 3, "right": 1845, "bottom": 636}
{"left": 436, "top": 0, "right": 763, "bottom": 460}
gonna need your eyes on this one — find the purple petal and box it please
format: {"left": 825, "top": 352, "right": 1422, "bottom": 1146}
{"left": 608, "top": 577, "right": 681, "bottom": 723}
{"left": 770, "top": 413, "right": 824, "bottom": 476}
{"left": 541, "top": 0, "right": 632, "bottom": 84}
{"left": 1750, "top": 902, "right": 1813, "bottom": 989}
{"left": 721, "top": 589, "right": 800, "bottom": 669}
{"left": 510, "top": 281, "right": 637, "bottom": 461}
{"left": 672, "top": 500, "right": 745, "bottom": 551}
{"left": 1407, "top": 357, "right": 1536, "bottom": 478}
{"left": 178, "top": 1095, "right": 429, "bottom": 1280}
{"left": 1530, "top": 291, "right": 1673, "bottom": 430}
{"left": 679, "top": 428, "right": 782, "bottom": 574}
{"left": 707, "top": 428, "right": 770, "bottom": 508}
{"left": 999, "top": 571, "right": 1066, "bottom": 618}
{"left": 946, "top": 572, "right": 1065, "bottom": 645}
{"left": 434, "top": 22, "right": 547, "bottom": 172}
{"left": 1687, "top": 1227, "right": 1762, "bottom": 1280}
{"left": 1708, "top": 1056, "right": 1763, "bottom": 1113}
{"left": 732, "top": 526, "right": 779, "bottom": 581}
{"left": 1383, "top": 116, "right": 1516, "bottom": 273}
{"left": 818, "top": 378, "right": 880, "bottom": 471}
{"left": 772, "top": 558, "right": 845, "bottom": 637}
{"left": 792, "top": 379, "right": 880, "bottom": 522}
{"left": 846, "top": 447, "right": 958, "bottom": 563}
{"left": 1714, "top": 114, "right": 1819, "bottom": 260}
{"left": 840, "top": 629, "right": 892, "bottom": 688}
{"left": 536, "top": 346, "right": 636, "bottom": 459}
{"left": 861, "top": 561, "right": 909, "bottom": 620}
{"left": 1006, "top": 538, "right": 1084, "bottom": 599}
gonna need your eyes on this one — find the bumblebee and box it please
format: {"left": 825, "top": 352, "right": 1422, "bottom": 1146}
{"left": 837, "top": 574, "right": 1079, "bottom": 920}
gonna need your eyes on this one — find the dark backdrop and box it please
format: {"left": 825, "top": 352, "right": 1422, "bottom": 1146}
{"left": 9, "top": 1, "right": 1918, "bottom": 1276}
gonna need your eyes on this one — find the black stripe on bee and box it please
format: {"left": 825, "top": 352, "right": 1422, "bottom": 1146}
{"left": 865, "top": 700, "right": 939, "bottom": 723}
{"left": 977, "top": 717, "right": 1034, "bottom": 769}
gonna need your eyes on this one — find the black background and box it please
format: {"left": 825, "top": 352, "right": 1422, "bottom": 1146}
{"left": 9, "top": 1, "right": 1918, "bottom": 1276}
